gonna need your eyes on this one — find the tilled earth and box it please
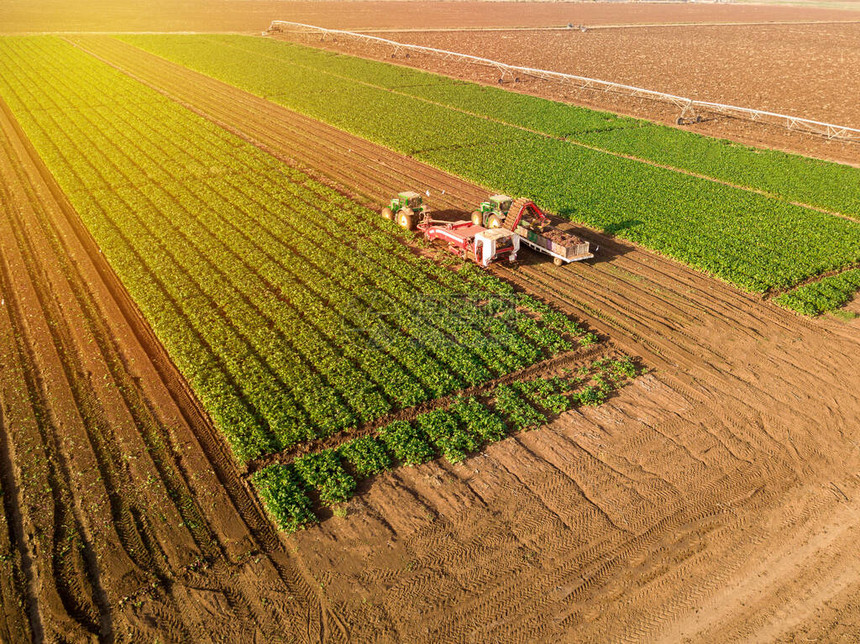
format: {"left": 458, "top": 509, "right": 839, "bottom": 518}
{"left": 0, "top": 34, "right": 856, "bottom": 642}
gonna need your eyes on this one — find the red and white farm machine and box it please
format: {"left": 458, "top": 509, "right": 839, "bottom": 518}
{"left": 383, "top": 191, "right": 518, "bottom": 267}
{"left": 382, "top": 191, "right": 593, "bottom": 267}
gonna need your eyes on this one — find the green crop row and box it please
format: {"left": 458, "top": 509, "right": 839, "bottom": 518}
{"left": 775, "top": 268, "right": 860, "bottom": 316}
{"left": 116, "top": 34, "right": 860, "bottom": 293}
{"left": 254, "top": 355, "right": 640, "bottom": 532}
{"left": 0, "top": 36, "right": 592, "bottom": 462}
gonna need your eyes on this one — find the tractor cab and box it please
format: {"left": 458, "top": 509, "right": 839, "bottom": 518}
{"left": 398, "top": 191, "right": 423, "bottom": 211}
{"left": 489, "top": 194, "right": 512, "bottom": 215}
{"left": 471, "top": 194, "right": 513, "bottom": 228}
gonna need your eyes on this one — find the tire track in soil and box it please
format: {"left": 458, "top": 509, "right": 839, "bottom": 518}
{"left": 0, "top": 305, "right": 40, "bottom": 643}
{"left": 0, "top": 111, "right": 118, "bottom": 641}
{"left": 56, "top": 35, "right": 860, "bottom": 641}
{"left": 0, "top": 86, "right": 336, "bottom": 640}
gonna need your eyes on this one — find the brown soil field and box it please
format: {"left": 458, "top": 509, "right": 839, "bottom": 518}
{"left": 287, "top": 22, "right": 860, "bottom": 165}
{"left": 2, "top": 0, "right": 860, "bottom": 34}
{"left": 0, "top": 88, "right": 339, "bottom": 640}
{"left": 45, "top": 35, "right": 858, "bottom": 641}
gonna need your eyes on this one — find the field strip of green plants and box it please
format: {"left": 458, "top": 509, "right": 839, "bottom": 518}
{"left": 255, "top": 354, "right": 639, "bottom": 532}
{"left": 0, "top": 36, "right": 602, "bottom": 469}
{"left": 113, "top": 35, "right": 860, "bottom": 294}
{"left": 775, "top": 268, "right": 860, "bottom": 316}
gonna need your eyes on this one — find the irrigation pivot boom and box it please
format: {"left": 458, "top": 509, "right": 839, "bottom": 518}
{"left": 269, "top": 20, "right": 860, "bottom": 142}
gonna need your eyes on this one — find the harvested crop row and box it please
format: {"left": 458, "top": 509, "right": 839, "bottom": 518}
{"left": 119, "top": 34, "right": 860, "bottom": 292}
{"left": 0, "top": 35, "right": 586, "bottom": 464}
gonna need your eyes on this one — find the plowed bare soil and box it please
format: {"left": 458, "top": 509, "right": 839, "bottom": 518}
{"left": 292, "top": 22, "right": 860, "bottom": 165}
{"left": 48, "top": 35, "right": 860, "bottom": 641}
{"left": 0, "top": 89, "right": 338, "bottom": 641}
{"left": 3, "top": 0, "right": 860, "bottom": 34}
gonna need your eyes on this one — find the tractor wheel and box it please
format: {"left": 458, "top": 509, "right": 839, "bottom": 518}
{"left": 398, "top": 208, "right": 415, "bottom": 230}
{"left": 382, "top": 207, "right": 393, "bottom": 220}
{"left": 487, "top": 214, "right": 503, "bottom": 229}
{"left": 471, "top": 211, "right": 483, "bottom": 227}
{"left": 553, "top": 257, "right": 564, "bottom": 267}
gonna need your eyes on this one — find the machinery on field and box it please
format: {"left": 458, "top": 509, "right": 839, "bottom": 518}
{"left": 471, "top": 194, "right": 513, "bottom": 229}
{"left": 474, "top": 194, "right": 593, "bottom": 266}
{"left": 423, "top": 222, "right": 519, "bottom": 267}
{"left": 382, "top": 191, "right": 427, "bottom": 230}
{"left": 382, "top": 192, "right": 519, "bottom": 267}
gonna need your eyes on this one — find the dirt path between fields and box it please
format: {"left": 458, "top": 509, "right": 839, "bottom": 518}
{"left": 0, "top": 91, "right": 338, "bottom": 641}
{"left": 65, "top": 35, "right": 860, "bottom": 642}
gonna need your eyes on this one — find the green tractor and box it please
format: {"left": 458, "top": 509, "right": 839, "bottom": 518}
{"left": 382, "top": 191, "right": 427, "bottom": 230}
{"left": 471, "top": 194, "right": 513, "bottom": 229}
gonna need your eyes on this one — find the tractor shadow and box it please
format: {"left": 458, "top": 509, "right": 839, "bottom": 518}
{"left": 430, "top": 208, "right": 471, "bottom": 222}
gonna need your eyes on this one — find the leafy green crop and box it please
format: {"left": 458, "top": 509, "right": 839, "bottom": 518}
{"left": 450, "top": 396, "right": 507, "bottom": 444}
{"left": 494, "top": 384, "right": 548, "bottom": 431}
{"left": 415, "top": 409, "right": 479, "bottom": 464}
{"left": 518, "top": 377, "right": 571, "bottom": 415}
{"left": 379, "top": 420, "right": 436, "bottom": 466}
{"left": 254, "top": 353, "right": 639, "bottom": 530}
{"left": 293, "top": 450, "right": 357, "bottom": 506}
{"left": 775, "top": 269, "right": 860, "bottom": 316}
{"left": 339, "top": 436, "right": 392, "bottom": 477}
{"left": 252, "top": 464, "right": 316, "bottom": 533}
{"left": 0, "top": 36, "right": 583, "bottom": 463}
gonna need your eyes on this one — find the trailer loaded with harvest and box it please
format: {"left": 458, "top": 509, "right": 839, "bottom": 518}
{"left": 486, "top": 195, "right": 593, "bottom": 266}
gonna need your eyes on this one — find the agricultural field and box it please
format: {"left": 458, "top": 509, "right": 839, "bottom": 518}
{"left": 0, "top": 36, "right": 603, "bottom": 466}
{"left": 290, "top": 18, "right": 860, "bottom": 166}
{"left": 4, "top": 0, "right": 860, "bottom": 34}
{"left": 0, "top": 3, "right": 859, "bottom": 642}
{"left": 115, "top": 34, "right": 860, "bottom": 294}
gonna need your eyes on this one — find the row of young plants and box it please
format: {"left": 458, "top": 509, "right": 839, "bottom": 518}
{"left": 774, "top": 268, "right": 860, "bottom": 316}
{"left": 0, "top": 36, "right": 592, "bottom": 462}
{"left": 115, "top": 34, "right": 860, "bottom": 292}
{"left": 253, "top": 355, "right": 639, "bottom": 533}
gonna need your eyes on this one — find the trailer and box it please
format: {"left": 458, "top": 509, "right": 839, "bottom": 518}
{"left": 493, "top": 196, "right": 593, "bottom": 266}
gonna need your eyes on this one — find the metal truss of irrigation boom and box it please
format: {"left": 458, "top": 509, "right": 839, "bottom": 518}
{"left": 269, "top": 20, "right": 860, "bottom": 143}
